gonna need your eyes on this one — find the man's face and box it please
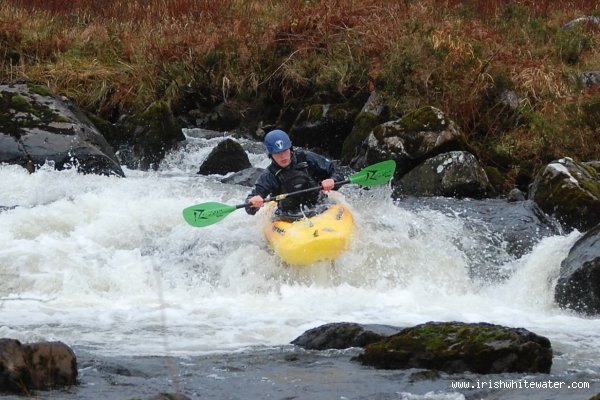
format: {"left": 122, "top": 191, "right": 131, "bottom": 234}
{"left": 272, "top": 149, "right": 291, "bottom": 167}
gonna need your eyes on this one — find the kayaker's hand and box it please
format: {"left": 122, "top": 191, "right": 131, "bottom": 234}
{"left": 248, "top": 195, "right": 264, "bottom": 209}
{"left": 321, "top": 178, "right": 335, "bottom": 191}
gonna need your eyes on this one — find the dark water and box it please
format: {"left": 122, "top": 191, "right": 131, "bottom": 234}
{"left": 8, "top": 346, "right": 599, "bottom": 400}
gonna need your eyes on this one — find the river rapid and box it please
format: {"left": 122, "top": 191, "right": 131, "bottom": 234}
{"left": 1, "top": 130, "right": 599, "bottom": 399}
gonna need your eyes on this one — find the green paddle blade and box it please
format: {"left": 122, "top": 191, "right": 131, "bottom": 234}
{"left": 182, "top": 202, "right": 237, "bottom": 227}
{"left": 349, "top": 159, "right": 396, "bottom": 186}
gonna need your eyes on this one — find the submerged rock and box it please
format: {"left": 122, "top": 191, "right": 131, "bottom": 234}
{"left": 395, "top": 151, "right": 491, "bottom": 198}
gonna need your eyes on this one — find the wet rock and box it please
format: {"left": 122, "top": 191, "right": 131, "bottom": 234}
{"left": 290, "top": 102, "right": 360, "bottom": 158}
{"left": 122, "top": 100, "right": 185, "bottom": 170}
{"left": 0, "top": 339, "right": 77, "bottom": 394}
{"left": 0, "top": 338, "right": 31, "bottom": 393}
{"left": 353, "top": 321, "right": 552, "bottom": 374}
{"left": 24, "top": 341, "right": 78, "bottom": 390}
{"left": 529, "top": 157, "right": 600, "bottom": 232}
{"left": 350, "top": 106, "right": 467, "bottom": 180}
{"left": 401, "top": 197, "right": 562, "bottom": 276}
{"left": 198, "top": 138, "right": 251, "bottom": 175}
{"left": 221, "top": 167, "right": 264, "bottom": 187}
{"left": 555, "top": 223, "right": 600, "bottom": 316}
{"left": 291, "top": 322, "right": 402, "bottom": 350}
{"left": 0, "top": 83, "right": 124, "bottom": 176}
{"left": 395, "top": 151, "right": 491, "bottom": 199}
{"left": 507, "top": 188, "right": 526, "bottom": 202}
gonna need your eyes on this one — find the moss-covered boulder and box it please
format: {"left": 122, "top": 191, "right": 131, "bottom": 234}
{"left": 289, "top": 101, "right": 360, "bottom": 158}
{"left": 529, "top": 157, "right": 600, "bottom": 232}
{"left": 123, "top": 100, "right": 185, "bottom": 170}
{"left": 341, "top": 91, "right": 388, "bottom": 163}
{"left": 353, "top": 321, "right": 552, "bottom": 374}
{"left": 395, "top": 151, "right": 491, "bottom": 198}
{"left": 198, "top": 138, "right": 251, "bottom": 175}
{"left": 555, "top": 223, "right": 600, "bottom": 315}
{"left": 350, "top": 106, "right": 467, "bottom": 181}
{"left": 0, "top": 84, "right": 123, "bottom": 176}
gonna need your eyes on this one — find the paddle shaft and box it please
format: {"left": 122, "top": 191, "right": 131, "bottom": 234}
{"left": 231, "top": 179, "right": 349, "bottom": 209}
{"left": 183, "top": 160, "right": 395, "bottom": 228}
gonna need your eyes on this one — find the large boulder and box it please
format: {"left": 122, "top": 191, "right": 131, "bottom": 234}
{"left": 353, "top": 321, "right": 552, "bottom": 374}
{"left": 350, "top": 106, "right": 467, "bottom": 180}
{"left": 395, "top": 151, "right": 491, "bottom": 198}
{"left": 400, "top": 197, "right": 562, "bottom": 268}
{"left": 555, "top": 223, "right": 600, "bottom": 315}
{"left": 198, "top": 138, "right": 251, "bottom": 175}
{"left": 0, "top": 84, "right": 124, "bottom": 176}
{"left": 0, "top": 339, "right": 77, "bottom": 394}
{"left": 529, "top": 157, "right": 600, "bottom": 232}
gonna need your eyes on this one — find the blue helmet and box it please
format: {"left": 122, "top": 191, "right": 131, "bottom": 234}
{"left": 264, "top": 129, "right": 292, "bottom": 155}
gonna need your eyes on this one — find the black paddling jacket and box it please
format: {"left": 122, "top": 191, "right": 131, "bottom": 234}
{"left": 245, "top": 149, "right": 343, "bottom": 215}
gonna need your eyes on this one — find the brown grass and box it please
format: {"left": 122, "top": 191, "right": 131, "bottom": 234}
{"left": 1, "top": 0, "right": 600, "bottom": 181}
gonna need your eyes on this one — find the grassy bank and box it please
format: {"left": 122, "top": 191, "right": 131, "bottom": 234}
{"left": 1, "top": 0, "right": 599, "bottom": 188}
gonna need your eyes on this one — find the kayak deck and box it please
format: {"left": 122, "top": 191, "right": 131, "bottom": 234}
{"left": 264, "top": 202, "right": 355, "bottom": 265}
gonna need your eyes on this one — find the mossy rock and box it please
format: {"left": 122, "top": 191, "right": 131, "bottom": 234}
{"left": 483, "top": 165, "right": 505, "bottom": 194}
{"left": 353, "top": 321, "right": 552, "bottom": 374}
{"left": 29, "top": 84, "right": 53, "bottom": 97}
{"left": 341, "top": 112, "right": 381, "bottom": 163}
{"left": 530, "top": 158, "right": 600, "bottom": 231}
{"left": 128, "top": 100, "right": 185, "bottom": 170}
{"left": 0, "top": 89, "right": 70, "bottom": 138}
{"left": 399, "top": 106, "right": 449, "bottom": 133}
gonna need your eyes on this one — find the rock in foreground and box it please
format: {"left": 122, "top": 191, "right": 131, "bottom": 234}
{"left": 353, "top": 321, "right": 552, "bottom": 374}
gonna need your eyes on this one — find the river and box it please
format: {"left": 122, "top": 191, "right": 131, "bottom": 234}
{"left": 1, "top": 130, "right": 599, "bottom": 399}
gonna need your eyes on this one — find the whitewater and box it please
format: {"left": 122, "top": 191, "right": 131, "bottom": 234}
{"left": 1, "top": 130, "right": 599, "bottom": 399}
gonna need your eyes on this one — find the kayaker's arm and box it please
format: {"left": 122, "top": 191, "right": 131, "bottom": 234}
{"left": 245, "top": 171, "right": 278, "bottom": 215}
{"left": 302, "top": 150, "right": 345, "bottom": 190}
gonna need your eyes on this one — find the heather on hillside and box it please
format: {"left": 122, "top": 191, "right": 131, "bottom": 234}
{"left": 1, "top": 0, "right": 599, "bottom": 188}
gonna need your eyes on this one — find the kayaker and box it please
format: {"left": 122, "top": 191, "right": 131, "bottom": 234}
{"left": 245, "top": 129, "right": 343, "bottom": 219}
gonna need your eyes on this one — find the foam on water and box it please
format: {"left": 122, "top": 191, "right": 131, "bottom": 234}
{"left": 1, "top": 135, "right": 600, "bottom": 376}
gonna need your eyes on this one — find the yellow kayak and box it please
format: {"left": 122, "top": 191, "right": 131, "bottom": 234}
{"left": 263, "top": 197, "right": 355, "bottom": 265}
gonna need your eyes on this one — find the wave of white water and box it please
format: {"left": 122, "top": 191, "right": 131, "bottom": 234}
{"left": 1, "top": 133, "right": 599, "bottom": 379}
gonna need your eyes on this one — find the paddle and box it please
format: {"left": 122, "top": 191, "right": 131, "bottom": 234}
{"left": 182, "top": 159, "right": 396, "bottom": 228}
